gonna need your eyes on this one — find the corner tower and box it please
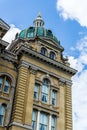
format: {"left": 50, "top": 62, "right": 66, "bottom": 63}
{"left": 0, "top": 14, "right": 77, "bottom": 130}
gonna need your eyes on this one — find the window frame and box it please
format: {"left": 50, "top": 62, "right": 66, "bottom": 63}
{"left": 0, "top": 104, "right": 7, "bottom": 126}
{"left": 32, "top": 110, "right": 57, "bottom": 130}
{"left": 49, "top": 51, "right": 56, "bottom": 60}
{"left": 51, "top": 116, "right": 56, "bottom": 130}
{"left": 34, "top": 83, "right": 39, "bottom": 100}
{"left": 52, "top": 90, "right": 57, "bottom": 106}
{"left": 0, "top": 76, "right": 11, "bottom": 94}
{"left": 41, "top": 47, "right": 47, "bottom": 56}
{"left": 41, "top": 79, "right": 50, "bottom": 103}
{"left": 32, "top": 110, "right": 37, "bottom": 130}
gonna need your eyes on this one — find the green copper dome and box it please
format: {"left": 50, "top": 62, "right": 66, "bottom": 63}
{"left": 17, "top": 13, "right": 60, "bottom": 44}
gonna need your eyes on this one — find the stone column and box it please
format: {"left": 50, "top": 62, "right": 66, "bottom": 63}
{"left": 58, "top": 79, "right": 65, "bottom": 130}
{"left": 9, "top": 63, "right": 30, "bottom": 130}
{"left": 24, "top": 66, "right": 37, "bottom": 126}
{"left": 65, "top": 81, "right": 72, "bottom": 130}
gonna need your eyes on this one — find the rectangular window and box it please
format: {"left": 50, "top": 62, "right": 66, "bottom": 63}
{"left": 52, "top": 90, "right": 57, "bottom": 106}
{"left": 34, "top": 84, "right": 39, "bottom": 100}
{"left": 41, "top": 84, "right": 49, "bottom": 103}
{"left": 51, "top": 116, "right": 56, "bottom": 130}
{"left": 32, "top": 110, "right": 56, "bottom": 130}
{"left": 39, "top": 113, "right": 48, "bottom": 130}
{"left": 32, "top": 110, "right": 37, "bottom": 130}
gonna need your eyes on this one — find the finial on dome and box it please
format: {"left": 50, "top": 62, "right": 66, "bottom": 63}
{"left": 37, "top": 12, "right": 41, "bottom": 18}
{"left": 33, "top": 12, "right": 44, "bottom": 27}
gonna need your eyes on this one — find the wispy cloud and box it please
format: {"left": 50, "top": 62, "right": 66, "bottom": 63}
{"left": 68, "top": 36, "right": 87, "bottom": 130}
{"left": 56, "top": 0, "right": 87, "bottom": 27}
{"left": 2, "top": 24, "right": 21, "bottom": 43}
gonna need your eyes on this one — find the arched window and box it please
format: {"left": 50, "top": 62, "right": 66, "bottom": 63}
{"left": 41, "top": 79, "right": 50, "bottom": 103}
{"left": 41, "top": 47, "right": 47, "bottom": 56}
{"left": 0, "top": 76, "right": 10, "bottom": 93}
{"left": 49, "top": 51, "right": 56, "bottom": 60}
{"left": 0, "top": 104, "right": 6, "bottom": 126}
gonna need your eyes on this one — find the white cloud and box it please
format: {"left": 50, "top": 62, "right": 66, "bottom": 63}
{"left": 57, "top": 0, "right": 87, "bottom": 27}
{"left": 2, "top": 24, "right": 21, "bottom": 43}
{"left": 68, "top": 36, "right": 87, "bottom": 130}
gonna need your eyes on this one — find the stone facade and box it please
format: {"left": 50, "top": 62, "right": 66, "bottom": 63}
{"left": 0, "top": 14, "right": 77, "bottom": 130}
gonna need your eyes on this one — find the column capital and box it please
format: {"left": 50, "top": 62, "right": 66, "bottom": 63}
{"left": 18, "top": 61, "right": 29, "bottom": 68}
{"left": 65, "top": 81, "right": 72, "bottom": 86}
{"left": 58, "top": 78, "right": 65, "bottom": 86}
{"left": 30, "top": 66, "right": 37, "bottom": 75}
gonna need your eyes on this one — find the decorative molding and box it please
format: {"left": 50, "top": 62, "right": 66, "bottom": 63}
{"left": 30, "top": 66, "right": 37, "bottom": 75}
{"left": 16, "top": 45, "right": 77, "bottom": 75}
{"left": 65, "top": 81, "right": 72, "bottom": 86}
{"left": 18, "top": 60, "right": 29, "bottom": 68}
{"left": 20, "top": 60, "right": 72, "bottom": 84}
{"left": 0, "top": 96, "right": 10, "bottom": 101}
{"left": 9, "top": 122, "right": 32, "bottom": 130}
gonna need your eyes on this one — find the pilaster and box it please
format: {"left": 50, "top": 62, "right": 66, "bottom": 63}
{"left": 65, "top": 82, "right": 72, "bottom": 130}
{"left": 58, "top": 79, "right": 65, "bottom": 130}
{"left": 24, "top": 66, "right": 37, "bottom": 125}
{"left": 10, "top": 63, "right": 29, "bottom": 129}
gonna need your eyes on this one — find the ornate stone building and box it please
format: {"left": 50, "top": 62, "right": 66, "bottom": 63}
{"left": 0, "top": 14, "right": 77, "bottom": 130}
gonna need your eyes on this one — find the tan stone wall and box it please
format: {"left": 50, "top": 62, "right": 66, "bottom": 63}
{"left": 0, "top": 58, "right": 17, "bottom": 129}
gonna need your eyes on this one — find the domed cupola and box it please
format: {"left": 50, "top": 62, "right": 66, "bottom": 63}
{"left": 33, "top": 12, "right": 44, "bottom": 27}
{"left": 17, "top": 13, "right": 60, "bottom": 44}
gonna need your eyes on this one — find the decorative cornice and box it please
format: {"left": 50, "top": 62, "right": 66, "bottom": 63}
{"left": 20, "top": 60, "right": 72, "bottom": 84}
{"left": 16, "top": 45, "right": 77, "bottom": 75}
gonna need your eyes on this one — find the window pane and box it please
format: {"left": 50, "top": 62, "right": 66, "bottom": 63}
{"left": 34, "top": 84, "right": 39, "bottom": 99}
{"left": 39, "top": 113, "right": 48, "bottom": 130}
{"left": 40, "top": 113, "right": 48, "bottom": 124}
{"left": 0, "top": 105, "right": 5, "bottom": 126}
{"left": 42, "top": 93, "right": 48, "bottom": 102}
{"left": 0, "top": 115, "right": 3, "bottom": 126}
{"left": 39, "top": 124, "right": 47, "bottom": 130}
{"left": 52, "top": 91, "right": 56, "bottom": 105}
{"left": 32, "top": 111, "right": 37, "bottom": 121}
{"left": 42, "top": 85, "right": 48, "bottom": 94}
{"left": 0, "top": 78, "right": 3, "bottom": 90}
{"left": 41, "top": 79, "right": 50, "bottom": 103}
{"left": 32, "top": 111, "right": 37, "bottom": 130}
{"left": 51, "top": 116, "right": 56, "bottom": 130}
{"left": 4, "top": 80, "right": 10, "bottom": 93}
{"left": 50, "top": 52, "right": 55, "bottom": 60}
{"left": 41, "top": 48, "right": 47, "bottom": 55}
{"left": 0, "top": 106, "right": 5, "bottom": 115}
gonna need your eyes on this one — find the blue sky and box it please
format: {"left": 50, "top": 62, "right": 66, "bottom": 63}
{"left": 1, "top": 0, "right": 87, "bottom": 54}
{"left": 1, "top": 0, "right": 87, "bottom": 130}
